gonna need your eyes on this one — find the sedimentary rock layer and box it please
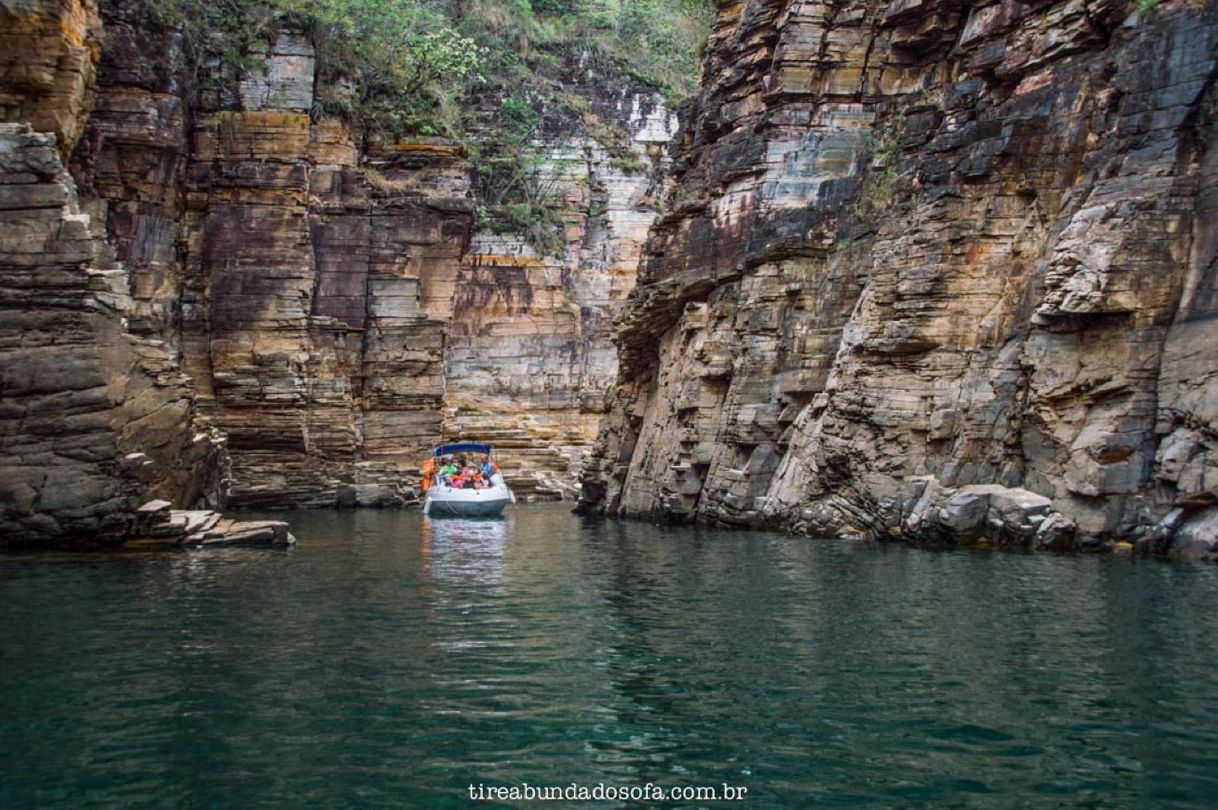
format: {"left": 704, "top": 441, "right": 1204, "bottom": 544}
{"left": 2, "top": 0, "right": 674, "bottom": 516}
{"left": 1, "top": 0, "right": 224, "bottom": 546}
{"left": 164, "top": 27, "right": 671, "bottom": 506}
{"left": 449, "top": 93, "right": 675, "bottom": 499}
{"left": 581, "top": 0, "right": 1218, "bottom": 556}
{"left": 0, "top": 0, "right": 99, "bottom": 157}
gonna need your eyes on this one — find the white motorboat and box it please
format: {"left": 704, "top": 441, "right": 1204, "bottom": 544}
{"left": 422, "top": 443, "right": 516, "bottom": 518}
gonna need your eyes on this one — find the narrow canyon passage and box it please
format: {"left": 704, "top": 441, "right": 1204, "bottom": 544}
{"left": 2, "top": 0, "right": 1218, "bottom": 805}
{"left": 2, "top": 0, "right": 1215, "bottom": 555}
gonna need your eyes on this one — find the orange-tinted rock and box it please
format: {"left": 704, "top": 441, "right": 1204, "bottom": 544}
{"left": 0, "top": 0, "right": 100, "bottom": 157}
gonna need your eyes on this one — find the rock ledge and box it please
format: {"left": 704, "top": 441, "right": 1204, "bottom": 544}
{"left": 128, "top": 501, "right": 295, "bottom": 549}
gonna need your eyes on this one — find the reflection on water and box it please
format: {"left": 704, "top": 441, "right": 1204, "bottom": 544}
{"left": 1, "top": 504, "right": 1217, "bottom": 807}
{"left": 421, "top": 515, "right": 509, "bottom": 585}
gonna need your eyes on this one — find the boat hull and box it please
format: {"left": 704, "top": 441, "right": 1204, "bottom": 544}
{"left": 425, "top": 496, "right": 512, "bottom": 517}
{"left": 423, "top": 475, "right": 515, "bottom": 518}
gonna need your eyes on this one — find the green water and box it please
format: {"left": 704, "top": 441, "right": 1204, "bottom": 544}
{"left": 1, "top": 505, "right": 1216, "bottom": 807}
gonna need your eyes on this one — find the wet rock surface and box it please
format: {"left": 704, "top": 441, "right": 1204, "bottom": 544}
{"left": 581, "top": 0, "right": 1218, "bottom": 557}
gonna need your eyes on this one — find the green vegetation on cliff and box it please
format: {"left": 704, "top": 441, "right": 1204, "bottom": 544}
{"left": 156, "top": 0, "right": 713, "bottom": 253}
{"left": 160, "top": 0, "right": 711, "bottom": 137}
{"left": 439, "top": 1, "right": 714, "bottom": 250}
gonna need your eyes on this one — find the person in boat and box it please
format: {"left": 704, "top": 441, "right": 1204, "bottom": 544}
{"left": 439, "top": 458, "right": 458, "bottom": 487}
{"left": 461, "top": 460, "right": 479, "bottom": 489}
{"left": 480, "top": 454, "right": 498, "bottom": 482}
{"left": 421, "top": 457, "right": 436, "bottom": 492}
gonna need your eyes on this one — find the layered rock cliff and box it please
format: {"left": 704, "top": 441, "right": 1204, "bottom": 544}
{"left": 451, "top": 93, "right": 675, "bottom": 499}
{"left": 1, "top": 0, "right": 225, "bottom": 545}
{"left": 581, "top": 0, "right": 1218, "bottom": 556}
{"left": 159, "top": 22, "right": 674, "bottom": 507}
{"left": 1, "top": 0, "right": 683, "bottom": 538}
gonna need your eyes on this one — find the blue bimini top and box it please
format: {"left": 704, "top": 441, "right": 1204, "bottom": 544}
{"left": 433, "top": 443, "right": 492, "bottom": 458}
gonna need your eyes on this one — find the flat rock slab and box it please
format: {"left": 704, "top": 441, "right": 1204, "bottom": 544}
{"left": 188, "top": 519, "right": 295, "bottom": 548}
{"left": 125, "top": 513, "right": 296, "bottom": 550}
{"left": 136, "top": 499, "right": 173, "bottom": 515}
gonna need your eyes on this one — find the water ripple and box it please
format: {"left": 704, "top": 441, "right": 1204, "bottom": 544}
{"left": 2, "top": 506, "right": 1217, "bottom": 807}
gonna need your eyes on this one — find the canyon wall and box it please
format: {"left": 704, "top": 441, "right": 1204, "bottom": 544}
{"left": 581, "top": 0, "right": 1218, "bottom": 555}
{"left": 1, "top": 0, "right": 225, "bottom": 545}
{"left": 162, "top": 24, "right": 672, "bottom": 507}
{"left": 1, "top": 0, "right": 674, "bottom": 537}
{"left": 450, "top": 93, "right": 675, "bottom": 499}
